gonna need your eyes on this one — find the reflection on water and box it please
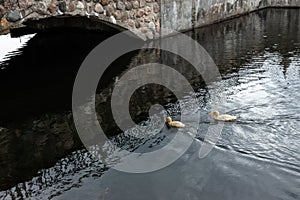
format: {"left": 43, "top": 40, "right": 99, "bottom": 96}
{"left": 0, "top": 8, "right": 300, "bottom": 199}
{"left": 0, "top": 34, "right": 35, "bottom": 63}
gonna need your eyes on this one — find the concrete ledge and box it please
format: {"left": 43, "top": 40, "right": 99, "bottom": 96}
{"left": 161, "top": 0, "right": 300, "bottom": 37}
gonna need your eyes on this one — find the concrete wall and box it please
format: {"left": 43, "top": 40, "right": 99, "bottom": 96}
{"left": 161, "top": 0, "right": 300, "bottom": 36}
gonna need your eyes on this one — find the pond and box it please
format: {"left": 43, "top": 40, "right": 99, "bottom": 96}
{"left": 0, "top": 8, "right": 299, "bottom": 200}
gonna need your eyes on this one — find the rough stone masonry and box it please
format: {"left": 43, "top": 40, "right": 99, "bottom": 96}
{"left": 0, "top": 0, "right": 160, "bottom": 40}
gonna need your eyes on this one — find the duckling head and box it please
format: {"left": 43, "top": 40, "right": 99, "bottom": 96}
{"left": 166, "top": 117, "right": 172, "bottom": 123}
{"left": 209, "top": 111, "right": 219, "bottom": 118}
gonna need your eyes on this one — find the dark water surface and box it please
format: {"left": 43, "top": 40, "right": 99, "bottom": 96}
{"left": 0, "top": 9, "right": 300, "bottom": 199}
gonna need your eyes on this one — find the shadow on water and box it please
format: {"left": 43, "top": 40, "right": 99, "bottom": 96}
{"left": 0, "top": 28, "right": 143, "bottom": 124}
{"left": 0, "top": 28, "right": 145, "bottom": 190}
{"left": 0, "top": 8, "right": 299, "bottom": 200}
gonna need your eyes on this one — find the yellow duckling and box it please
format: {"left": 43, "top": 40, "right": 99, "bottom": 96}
{"left": 209, "top": 111, "right": 237, "bottom": 122}
{"left": 166, "top": 117, "right": 185, "bottom": 128}
{"left": 0, "top": 18, "right": 10, "bottom": 34}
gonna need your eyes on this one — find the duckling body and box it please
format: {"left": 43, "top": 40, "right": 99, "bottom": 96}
{"left": 166, "top": 117, "right": 185, "bottom": 128}
{"left": 209, "top": 111, "right": 236, "bottom": 122}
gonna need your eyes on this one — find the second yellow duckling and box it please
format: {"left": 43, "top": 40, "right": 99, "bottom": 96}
{"left": 166, "top": 117, "right": 185, "bottom": 128}
{"left": 209, "top": 111, "right": 237, "bottom": 122}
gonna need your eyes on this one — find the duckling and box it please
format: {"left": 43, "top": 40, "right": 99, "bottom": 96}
{"left": 166, "top": 117, "right": 185, "bottom": 128}
{"left": 209, "top": 111, "right": 237, "bottom": 122}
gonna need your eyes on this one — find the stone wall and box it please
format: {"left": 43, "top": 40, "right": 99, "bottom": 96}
{"left": 161, "top": 0, "right": 300, "bottom": 36}
{"left": 1, "top": 0, "right": 300, "bottom": 39}
{"left": 0, "top": 0, "right": 160, "bottom": 40}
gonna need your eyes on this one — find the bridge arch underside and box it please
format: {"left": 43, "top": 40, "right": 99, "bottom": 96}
{"left": 20, "top": 16, "right": 141, "bottom": 39}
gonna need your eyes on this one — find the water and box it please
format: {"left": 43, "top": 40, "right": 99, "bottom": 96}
{"left": 0, "top": 8, "right": 300, "bottom": 199}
